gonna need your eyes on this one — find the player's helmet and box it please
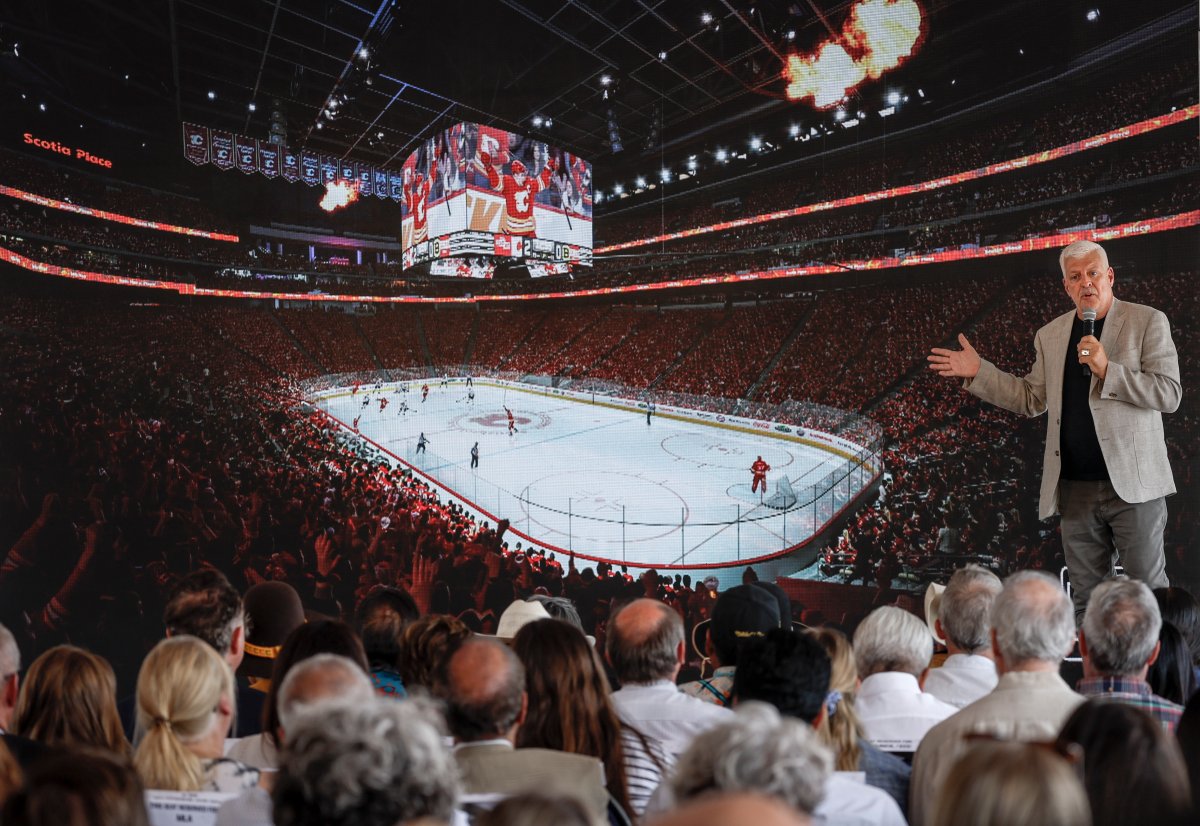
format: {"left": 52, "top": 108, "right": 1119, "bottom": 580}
{"left": 511, "top": 159, "right": 527, "bottom": 175}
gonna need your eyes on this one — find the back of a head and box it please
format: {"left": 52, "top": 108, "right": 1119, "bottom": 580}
{"left": 354, "top": 587, "right": 419, "bottom": 667}
{"left": 13, "top": 645, "right": 127, "bottom": 754}
{"left": 528, "top": 595, "right": 586, "bottom": 634}
{"left": 646, "top": 793, "right": 811, "bottom": 826}
{"left": 133, "top": 635, "right": 233, "bottom": 791}
{"left": 1057, "top": 700, "right": 1191, "bottom": 826}
{"left": 272, "top": 698, "right": 459, "bottom": 826}
{"left": 853, "top": 605, "right": 931, "bottom": 679}
{"left": 733, "top": 628, "right": 830, "bottom": 724}
{"left": 0, "top": 747, "right": 149, "bottom": 826}
{"left": 672, "top": 702, "right": 831, "bottom": 816}
{"left": 396, "top": 614, "right": 472, "bottom": 694}
{"left": 931, "top": 741, "right": 1089, "bottom": 826}
{"left": 475, "top": 792, "right": 596, "bottom": 826}
{"left": 0, "top": 622, "right": 19, "bottom": 678}
{"left": 1154, "top": 587, "right": 1200, "bottom": 667}
{"left": 276, "top": 654, "right": 377, "bottom": 736}
{"left": 1081, "top": 578, "right": 1161, "bottom": 677}
{"left": 163, "top": 569, "right": 243, "bottom": 657}
{"left": 606, "top": 599, "right": 683, "bottom": 685}
{"left": 444, "top": 638, "right": 526, "bottom": 742}
{"left": 709, "top": 584, "right": 783, "bottom": 666}
{"left": 992, "top": 571, "right": 1075, "bottom": 667}
{"left": 1147, "top": 621, "right": 1196, "bottom": 705}
{"left": 940, "top": 565, "right": 1003, "bottom": 653}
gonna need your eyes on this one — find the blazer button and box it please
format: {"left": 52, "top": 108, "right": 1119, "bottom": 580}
{"left": 1054, "top": 450, "right": 1060, "bottom": 456}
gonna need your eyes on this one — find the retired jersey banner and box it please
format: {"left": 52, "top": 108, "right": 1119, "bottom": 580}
{"left": 358, "top": 164, "right": 373, "bottom": 195}
{"left": 281, "top": 147, "right": 300, "bottom": 182}
{"left": 235, "top": 135, "right": 257, "bottom": 174}
{"left": 339, "top": 159, "right": 356, "bottom": 181}
{"left": 210, "top": 131, "right": 233, "bottom": 170}
{"left": 258, "top": 142, "right": 279, "bottom": 178}
{"left": 389, "top": 170, "right": 404, "bottom": 201}
{"left": 321, "top": 156, "right": 337, "bottom": 184}
{"left": 182, "top": 124, "right": 209, "bottom": 166}
{"left": 374, "top": 168, "right": 388, "bottom": 199}
{"left": 300, "top": 151, "right": 320, "bottom": 186}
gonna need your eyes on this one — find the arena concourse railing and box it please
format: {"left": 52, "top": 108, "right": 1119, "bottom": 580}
{"left": 300, "top": 368, "right": 884, "bottom": 573}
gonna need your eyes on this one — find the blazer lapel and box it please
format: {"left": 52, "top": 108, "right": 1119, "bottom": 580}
{"left": 1046, "top": 309, "right": 1073, "bottom": 411}
{"left": 1095, "top": 299, "right": 1125, "bottom": 392}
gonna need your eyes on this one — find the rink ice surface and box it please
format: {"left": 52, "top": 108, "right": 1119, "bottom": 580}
{"left": 319, "top": 382, "right": 850, "bottom": 568}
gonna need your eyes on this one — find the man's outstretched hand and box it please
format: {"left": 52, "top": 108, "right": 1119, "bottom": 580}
{"left": 928, "top": 333, "right": 982, "bottom": 379}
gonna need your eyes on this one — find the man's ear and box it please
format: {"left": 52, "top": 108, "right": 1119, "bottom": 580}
{"left": 1077, "top": 630, "right": 1089, "bottom": 661}
{"left": 675, "top": 640, "right": 686, "bottom": 666}
{"left": 230, "top": 624, "right": 244, "bottom": 659}
{"left": 2, "top": 672, "right": 18, "bottom": 709}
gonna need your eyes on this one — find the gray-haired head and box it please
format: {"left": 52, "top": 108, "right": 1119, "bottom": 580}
{"left": 1058, "top": 240, "right": 1109, "bottom": 276}
{"left": 273, "top": 698, "right": 459, "bottom": 826}
{"left": 940, "top": 565, "right": 1004, "bottom": 654}
{"left": 671, "top": 701, "right": 832, "bottom": 815}
{"left": 1081, "top": 578, "right": 1162, "bottom": 677}
{"left": 854, "top": 606, "right": 932, "bottom": 679}
{"left": 527, "top": 595, "right": 585, "bottom": 634}
{"left": 991, "top": 571, "right": 1075, "bottom": 666}
{"left": 607, "top": 599, "right": 684, "bottom": 684}
{"left": 0, "top": 622, "right": 18, "bottom": 676}
{"left": 276, "top": 653, "right": 376, "bottom": 734}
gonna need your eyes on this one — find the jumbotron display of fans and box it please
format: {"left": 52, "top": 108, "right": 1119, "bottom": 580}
{"left": 0, "top": 1, "right": 1198, "bottom": 819}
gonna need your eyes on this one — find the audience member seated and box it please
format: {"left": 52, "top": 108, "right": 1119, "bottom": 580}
{"left": 1077, "top": 578, "right": 1184, "bottom": 732}
{"left": 0, "top": 747, "right": 150, "bottom": 826}
{"left": 395, "top": 614, "right": 472, "bottom": 696}
{"left": 646, "top": 792, "right": 812, "bottom": 826}
{"left": 133, "top": 635, "right": 259, "bottom": 793}
{"left": 1147, "top": 621, "right": 1197, "bottom": 706}
{"left": 475, "top": 792, "right": 599, "bottom": 826}
{"left": 1154, "top": 586, "right": 1200, "bottom": 693}
{"left": 809, "top": 627, "right": 911, "bottom": 815}
{"left": 911, "top": 570, "right": 1082, "bottom": 826}
{"left": 271, "top": 698, "right": 459, "bottom": 826}
{"left": 922, "top": 565, "right": 1002, "bottom": 708}
{"left": 442, "top": 636, "right": 610, "bottom": 822}
{"left": 238, "top": 581, "right": 306, "bottom": 697}
{"left": 227, "top": 618, "right": 369, "bottom": 770}
{"left": 929, "top": 740, "right": 1089, "bottom": 826}
{"left": 215, "top": 653, "right": 377, "bottom": 826}
{"left": 0, "top": 624, "right": 44, "bottom": 770}
{"left": 606, "top": 599, "right": 732, "bottom": 759}
{"left": 1056, "top": 701, "right": 1192, "bottom": 826}
{"left": 12, "top": 645, "right": 128, "bottom": 756}
{"left": 852, "top": 606, "right": 957, "bottom": 755}
{"left": 354, "top": 586, "right": 419, "bottom": 698}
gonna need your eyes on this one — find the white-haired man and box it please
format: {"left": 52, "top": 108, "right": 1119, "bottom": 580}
{"left": 929, "top": 240, "right": 1181, "bottom": 621}
{"left": 911, "top": 570, "right": 1083, "bottom": 826}
{"left": 0, "top": 623, "right": 44, "bottom": 767}
{"left": 853, "top": 606, "right": 957, "bottom": 754}
{"left": 1078, "top": 577, "right": 1183, "bottom": 732}
{"left": 923, "top": 564, "right": 1002, "bottom": 708}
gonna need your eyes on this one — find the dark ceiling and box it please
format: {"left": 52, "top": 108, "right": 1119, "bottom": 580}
{"left": 0, "top": 0, "right": 1193, "bottom": 187}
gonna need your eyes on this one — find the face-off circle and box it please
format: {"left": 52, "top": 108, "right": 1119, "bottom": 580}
{"left": 660, "top": 433, "right": 796, "bottom": 471}
{"left": 450, "top": 410, "right": 550, "bottom": 432}
{"left": 519, "top": 470, "right": 689, "bottom": 546}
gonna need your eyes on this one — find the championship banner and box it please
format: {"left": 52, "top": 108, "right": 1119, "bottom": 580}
{"left": 182, "top": 123, "right": 209, "bottom": 166}
{"left": 358, "top": 164, "right": 373, "bottom": 195}
{"left": 339, "top": 159, "right": 356, "bottom": 181}
{"left": 374, "top": 168, "right": 388, "bottom": 199}
{"left": 389, "top": 170, "right": 403, "bottom": 201}
{"left": 281, "top": 147, "right": 300, "bottom": 182}
{"left": 235, "top": 135, "right": 257, "bottom": 174}
{"left": 300, "top": 151, "right": 320, "bottom": 186}
{"left": 258, "top": 141, "right": 279, "bottom": 178}
{"left": 321, "top": 156, "right": 337, "bottom": 184}
{"left": 210, "top": 131, "right": 234, "bottom": 170}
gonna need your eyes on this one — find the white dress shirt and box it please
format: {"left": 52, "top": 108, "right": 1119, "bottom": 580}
{"left": 610, "top": 679, "right": 734, "bottom": 757}
{"left": 855, "top": 671, "right": 958, "bottom": 753}
{"left": 815, "top": 772, "right": 908, "bottom": 826}
{"left": 922, "top": 653, "right": 999, "bottom": 709}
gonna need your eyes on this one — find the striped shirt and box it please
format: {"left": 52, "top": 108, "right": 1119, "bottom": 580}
{"left": 1076, "top": 676, "right": 1183, "bottom": 732}
{"left": 620, "top": 726, "right": 673, "bottom": 817}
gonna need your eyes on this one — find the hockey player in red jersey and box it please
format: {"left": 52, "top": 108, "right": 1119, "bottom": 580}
{"left": 352, "top": 415, "right": 361, "bottom": 432}
{"left": 476, "top": 152, "right": 556, "bottom": 236}
{"left": 351, "top": 381, "right": 361, "bottom": 396}
{"left": 751, "top": 456, "right": 771, "bottom": 495}
{"left": 421, "top": 384, "right": 429, "bottom": 403}
{"left": 379, "top": 397, "right": 389, "bottom": 412}
{"left": 403, "top": 159, "right": 437, "bottom": 245}
{"left": 504, "top": 405, "right": 516, "bottom": 436}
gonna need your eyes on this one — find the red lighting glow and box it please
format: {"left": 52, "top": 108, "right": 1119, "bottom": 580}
{"left": 783, "top": 0, "right": 924, "bottom": 108}
{"left": 319, "top": 180, "right": 360, "bottom": 213}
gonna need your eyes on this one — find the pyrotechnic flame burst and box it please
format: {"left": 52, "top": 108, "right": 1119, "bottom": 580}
{"left": 319, "top": 180, "right": 360, "bottom": 213}
{"left": 783, "top": 0, "right": 924, "bottom": 108}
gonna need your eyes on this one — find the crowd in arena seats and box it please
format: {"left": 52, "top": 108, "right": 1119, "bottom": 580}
{"left": 502, "top": 306, "right": 610, "bottom": 375}
{"left": 272, "top": 309, "right": 379, "bottom": 376}
{"left": 421, "top": 306, "right": 476, "bottom": 367}
{"left": 584, "top": 308, "right": 722, "bottom": 388}
{"left": 468, "top": 306, "right": 550, "bottom": 367}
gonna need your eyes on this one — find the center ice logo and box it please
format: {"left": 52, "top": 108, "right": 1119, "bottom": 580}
{"left": 472, "top": 413, "right": 532, "bottom": 428}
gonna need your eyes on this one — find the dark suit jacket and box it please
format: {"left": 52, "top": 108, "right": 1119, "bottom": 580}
{"left": 454, "top": 741, "right": 609, "bottom": 820}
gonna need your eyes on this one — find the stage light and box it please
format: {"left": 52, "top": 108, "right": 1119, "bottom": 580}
{"left": 248, "top": 102, "right": 257, "bottom": 111}
{"left": 595, "top": 191, "right": 604, "bottom": 203}
{"left": 38, "top": 102, "right": 45, "bottom": 111}
{"left": 786, "top": 29, "right": 795, "bottom": 40}
{"left": 532, "top": 115, "right": 543, "bottom": 127}
{"left": 878, "top": 106, "right": 895, "bottom": 117}
{"left": 635, "top": 176, "right": 646, "bottom": 189}
{"left": 749, "top": 136, "right": 762, "bottom": 150}
{"left": 600, "top": 73, "right": 613, "bottom": 86}
{"left": 123, "top": 73, "right": 129, "bottom": 81}
{"left": 701, "top": 11, "right": 713, "bottom": 25}
{"left": 885, "top": 90, "right": 900, "bottom": 106}
{"left": 316, "top": 121, "right": 324, "bottom": 129}
{"left": 613, "top": 183, "right": 624, "bottom": 195}
{"left": 358, "top": 46, "right": 370, "bottom": 60}
{"left": 715, "top": 148, "right": 727, "bottom": 162}
{"left": 917, "top": 87, "right": 925, "bottom": 98}
{"left": 788, "top": 123, "right": 800, "bottom": 137}
{"left": 207, "top": 90, "right": 215, "bottom": 100}
{"left": 376, "top": 130, "right": 384, "bottom": 139}
{"left": 834, "top": 107, "right": 846, "bottom": 121}
{"left": 658, "top": 50, "right": 668, "bottom": 61}
{"left": 686, "top": 156, "right": 698, "bottom": 171}
{"left": 544, "top": 117, "right": 552, "bottom": 128}
{"left": 1086, "top": 8, "right": 1100, "bottom": 22}
{"left": 660, "top": 167, "right": 670, "bottom": 181}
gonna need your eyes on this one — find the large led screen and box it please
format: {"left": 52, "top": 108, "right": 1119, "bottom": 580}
{"left": 400, "top": 122, "right": 592, "bottom": 268}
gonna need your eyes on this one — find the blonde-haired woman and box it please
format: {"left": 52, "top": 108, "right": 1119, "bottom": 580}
{"left": 133, "top": 636, "right": 259, "bottom": 792}
{"left": 12, "top": 645, "right": 128, "bottom": 755}
{"left": 808, "top": 627, "right": 910, "bottom": 817}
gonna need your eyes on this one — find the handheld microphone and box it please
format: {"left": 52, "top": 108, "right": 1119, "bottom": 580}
{"left": 1081, "top": 308, "right": 1097, "bottom": 376}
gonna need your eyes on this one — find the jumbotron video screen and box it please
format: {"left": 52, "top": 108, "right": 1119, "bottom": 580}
{"left": 399, "top": 122, "right": 592, "bottom": 272}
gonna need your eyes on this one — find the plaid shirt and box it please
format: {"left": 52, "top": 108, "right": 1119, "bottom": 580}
{"left": 1076, "top": 676, "right": 1183, "bottom": 732}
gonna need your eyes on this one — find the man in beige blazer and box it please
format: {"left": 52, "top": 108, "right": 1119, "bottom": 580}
{"left": 929, "top": 240, "right": 1181, "bottom": 621}
{"left": 444, "top": 637, "right": 610, "bottom": 820}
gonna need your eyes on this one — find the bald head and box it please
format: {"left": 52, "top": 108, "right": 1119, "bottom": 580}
{"left": 607, "top": 598, "right": 684, "bottom": 684}
{"left": 647, "top": 793, "right": 811, "bottom": 826}
{"left": 991, "top": 571, "right": 1076, "bottom": 671}
{"left": 277, "top": 653, "right": 375, "bottom": 736}
{"left": 445, "top": 638, "right": 525, "bottom": 742}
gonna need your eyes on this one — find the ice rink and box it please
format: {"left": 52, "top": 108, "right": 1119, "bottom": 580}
{"left": 314, "top": 381, "right": 869, "bottom": 568}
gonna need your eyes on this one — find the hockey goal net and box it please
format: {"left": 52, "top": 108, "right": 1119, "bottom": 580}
{"left": 764, "top": 475, "right": 798, "bottom": 510}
